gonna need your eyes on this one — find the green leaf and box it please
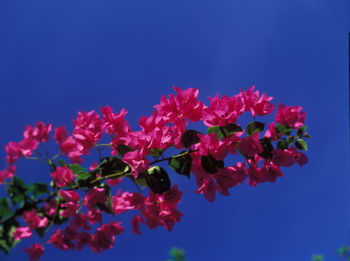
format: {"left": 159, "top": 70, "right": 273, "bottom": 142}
{"left": 275, "top": 124, "right": 292, "bottom": 136}
{"left": 297, "top": 126, "right": 307, "bottom": 137}
{"left": 168, "top": 151, "right": 192, "bottom": 178}
{"left": 97, "top": 185, "right": 113, "bottom": 214}
{"left": 116, "top": 144, "right": 134, "bottom": 157}
{"left": 0, "top": 198, "right": 12, "bottom": 219}
{"left": 277, "top": 140, "right": 288, "bottom": 150}
{"left": 200, "top": 155, "right": 224, "bottom": 174}
{"left": 35, "top": 227, "right": 46, "bottom": 238}
{"left": 57, "top": 159, "right": 67, "bottom": 166}
{"left": 76, "top": 172, "right": 94, "bottom": 188}
{"left": 295, "top": 138, "right": 307, "bottom": 151}
{"left": 143, "top": 166, "right": 171, "bottom": 194}
{"left": 7, "top": 177, "right": 29, "bottom": 206}
{"left": 30, "top": 183, "right": 50, "bottom": 198}
{"left": 206, "top": 124, "right": 243, "bottom": 139}
{"left": 169, "top": 247, "right": 186, "bottom": 261}
{"left": 181, "top": 129, "right": 201, "bottom": 148}
{"left": 246, "top": 121, "right": 265, "bottom": 136}
{"left": 150, "top": 148, "right": 163, "bottom": 159}
{"left": 286, "top": 136, "right": 294, "bottom": 145}
{"left": 0, "top": 239, "right": 10, "bottom": 255}
{"left": 68, "top": 164, "right": 84, "bottom": 174}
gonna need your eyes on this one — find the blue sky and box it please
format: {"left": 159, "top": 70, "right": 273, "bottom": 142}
{"left": 0, "top": 0, "right": 349, "bottom": 260}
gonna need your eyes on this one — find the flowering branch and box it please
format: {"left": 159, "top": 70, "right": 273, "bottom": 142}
{"left": 0, "top": 86, "right": 310, "bottom": 261}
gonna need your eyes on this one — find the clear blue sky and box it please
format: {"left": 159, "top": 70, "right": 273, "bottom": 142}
{"left": 0, "top": 1, "right": 349, "bottom": 260}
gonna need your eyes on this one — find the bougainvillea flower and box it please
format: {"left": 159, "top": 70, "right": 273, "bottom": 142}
{"left": 272, "top": 149, "right": 295, "bottom": 167}
{"left": 173, "top": 86, "right": 203, "bottom": 122}
{"left": 139, "top": 110, "right": 165, "bottom": 132}
{"left": 13, "top": 226, "right": 32, "bottom": 241}
{"left": 23, "top": 209, "right": 48, "bottom": 229}
{"left": 201, "top": 93, "right": 244, "bottom": 127}
{"left": 122, "top": 149, "right": 150, "bottom": 178}
{"left": 24, "top": 243, "right": 44, "bottom": 261}
{"left": 131, "top": 215, "right": 144, "bottom": 235}
{"left": 48, "top": 229, "right": 75, "bottom": 250}
{"left": 239, "top": 132, "right": 263, "bottom": 158}
{"left": 84, "top": 188, "right": 107, "bottom": 208}
{"left": 51, "top": 165, "right": 76, "bottom": 187}
{"left": 44, "top": 199, "right": 57, "bottom": 217}
{"left": 0, "top": 165, "right": 16, "bottom": 184}
{"left": 198, "top": 133, "right": 229, "bottom": 160}
{"left": 73, "top": 110, "right": 103, "bottom": 153}
{"left": 19, "top": 137, "right": 39, "bottom": 157}
{"left": 263, "top": 122, "right": 281, "bottom": 140}
{"left": 286, "top": 146, "right": 308, "bottom": 167}
{"left": 76, "top": 231, "right": 92, "bottom": 251}
{"left": 213, "top": 163, "right": 248, "bottom": 195}
{"left": 239, "top": 86, "right": 275, "bottom": 117}
{"left": 100, "top": 106, "right": 130, "bottom": 136}
{"left": 54, "top": 126, "right": 68, "bottom": 144}
{"left": 261, "top": 159, "right": 283, "bottom": 183}
{"left": 5, "top": 141, "right": 22, "bottom": 164}
{"left": 275, "top": 103, "right": 306, "bottom": 129}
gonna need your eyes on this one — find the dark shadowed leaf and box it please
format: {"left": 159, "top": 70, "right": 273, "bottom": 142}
{"left": 181, "top": 129, "right": 201, "bottom": 148}
{"left": 168, "top": 151, "right": 192, "bottom": 178}
{"left": 144, "top": 166, "right": 171, "bottom": 194}
{"left": 200, "top": 155, "right": 224, "bottom": 174}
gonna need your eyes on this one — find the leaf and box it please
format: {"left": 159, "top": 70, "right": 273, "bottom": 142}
{"left": 206, "top": 124, "right": 243, "bottom": 139}
{"left": 30, "top": 183, "right": 50, "bottom": 198}
{"left": 181, "top": 129, "right": 201, "bottom": 148}
{"left": 150, "top": 148, "right": 163, "bottom": 159}
{"left": 275, "top": 124, "right": 292, "bottom": 136}
{"left": 200, "top": 155, "right": 224, "bottom": 174}
{"left": 7, "top": 177, "right": 29, "bottom": 206}
{"left": 258, "top": 138, "right": 273, "bottom": 159}
{"left": 246, "top": 121, "right": 265, "bottom": 136}
{"left": 0, "top": 198, "right": 12, "bottom": 219}
{"left": 168, "top": 151, "right": 192, "bottom": 178}
{"left": 277, "top": 140, "right": 288, "bottom": 150}
{"left": 286, "top": 136, "right": 294, "bottom": 145}
{"left": 67, "top": 164, "right": 84, "bottom": 174}
{"left": 116, "top": 144, "right": 134, "bottom": 157}
{"left": 297, "top": 126, "right": 307, "bottom": 137}
{"left": 96, "top": 156, "right": 130, "bottom": 177}
{"left": 295, "top": 138, "right": 307, "bottom": 151}
{"left": 144, "top": 166, "right": 171, "bottom": 194}
{"left": 76, "top": 172, "right": 94, "bottom": 188}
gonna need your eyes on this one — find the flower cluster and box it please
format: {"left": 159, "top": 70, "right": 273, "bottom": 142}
{"left": 0, "top": 86, "right": 309, "bottom": 260}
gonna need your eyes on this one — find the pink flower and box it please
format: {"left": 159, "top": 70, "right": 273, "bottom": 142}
{"left": 173, "top": 87, "right": 203, "bottom": 122}
{"left": 87, "top": 207, "right": 102, "bottom": 224}
{"left": 131, "top": 215, "right": 144, "bottom": 235}
{"left": 139, "top": 110, "right": 165, "bottom": 132}
{"left": 60, "top": 201, "right": 79, "bottom": 218}
{"left": 73, "top": 110, "right": 103, "bottom": 154}
{"left": 84, "top": 188, "right": 107, "bottom": 208}
{"left": 201, "top": 93, "right": 244, "bottom": 127}
{"left": 275, "top": 103, "right": 306, "bottom": 129}
{"left": 272, "top": 149, "right": 295, "bottom": 167}
{"left": 60, "top": 190, "right": 79, "bottom": 202}
{"left": 0, "top": 165, "right": 16, "bottom": 184}
{"left": 213, "top": 163, "right": 248, "bottom": 195}
{"left": 239, "top": 132, "right": 263, "bottom": 158}
{"left": 13, "top": 226, "right": 32, "bottom": 241}
{"left": 5, "top": 141, "right": 22, "bottom": 164}
{"left": 239, "top": 86, "right": 275, "bottom": 117}
{"left": 22, "top": 209, "right": 48, "bottom": 229}
{"left": 100, "top": 106, "right": 130, "bottom": 136}
{"left": 154, "top": 87, "right": 203, "bottom": 122}
{"left": 122, "top": 149, "right": 150, "bottom": 178}
{"left": 261, "top": 160, "right": 283, "bottom": 182}
{"left": 90, "top": 222, "right": 123, "bottom": 253}
{"left": 263, "top": 122, "right": 281, "bottom": 140}
{"left": 107, "top": 177, "right": 123, "bottom": 186}
{"left": 24, "top": 243, "right": 44, "bottom": 261}
{"left": 51, "top": 165, "right": 76, "bottom": 187}
{"left": 20, "top": 137, "right": 39, "bottom": 157}
{"left": 54, "top": 126, "right": 68, "bottom": 144}
{"left": 76, "top": 232, "right": 92, "bottom": 250}
{"left": 194, "top": 176, "right": 217, "bottom": 202}
{"left": 59, "top": 136, "right": 83, "bottom": 163}
{"left": 48, "top": 229, "right": 75, "bottom": 250}
{"left": 112, "top": 191, "right": 145, "bottom": 214}
{"left": 142, "top": 186, "right": 183, "bottom": 231}
{"left": 44, "top": 199, "right": 57, "bottom": 216}
{"left": 70, "top": 214, "right": 91, "bottom": 231}
{"left": 286, "top": 146, "right": 308, "bottom": 167}
{"left": 198, "top": 133, "right": 229, "bottom": 160}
